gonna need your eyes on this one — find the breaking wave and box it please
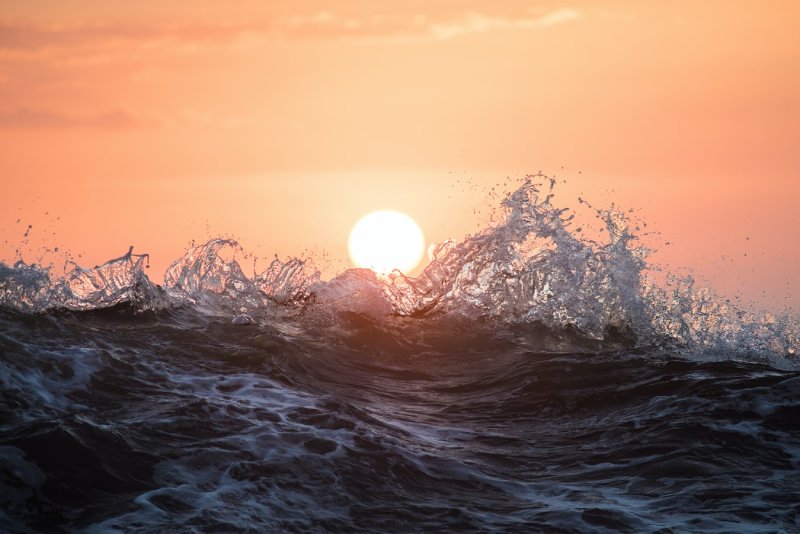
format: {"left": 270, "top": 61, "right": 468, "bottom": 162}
{"left": 2, "top": 175, "right": 796, "bottom": 364}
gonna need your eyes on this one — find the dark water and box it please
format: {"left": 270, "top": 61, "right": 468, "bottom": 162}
{"left": 2, "top": 177, "right": 798, "bottom": 531}
{"left": 1, "top": 305, "right": 799, "bottom": 532}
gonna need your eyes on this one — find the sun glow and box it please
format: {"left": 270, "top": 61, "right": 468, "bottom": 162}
{"left": 348, "top": 210, "right": 426, "bottom": 274}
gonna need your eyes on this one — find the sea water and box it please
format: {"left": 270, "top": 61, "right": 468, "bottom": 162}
{"left": 1, "top": 176, "right": 798, "bottom": 532}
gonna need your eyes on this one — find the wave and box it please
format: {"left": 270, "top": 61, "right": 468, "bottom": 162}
{"left": 2, "top": 174, "right": 800, "bottom": 531}
{"left": 1, "top": 175, "right": 797, "bottom": 364}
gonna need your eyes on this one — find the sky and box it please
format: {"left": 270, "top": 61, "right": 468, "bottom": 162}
{"left": 1, "top": 1, "right": 798, "bottom": 311}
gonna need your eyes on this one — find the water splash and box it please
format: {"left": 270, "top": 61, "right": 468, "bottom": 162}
{"left": 0, "top": 246, "right": 161, "bottom": 313}
{"left": 379, "top": 177, "right": 651, "bottom": 344}
{"left": 1, "top": 175, "right": 796, "bottom": 362}
{"left": 163, "top": 239, "right": 256, "bottom": 312}
{"left": 0, "top": 261, "right": 52, "bottom": 313}
{"left": 255, "top": 257, "right": 320, "bottom": 306}
{"left": 60, "top": 246, "right": 160, "bottom": 311}
{"left": 162, "top": 239, "right": 321, "bottom": 314}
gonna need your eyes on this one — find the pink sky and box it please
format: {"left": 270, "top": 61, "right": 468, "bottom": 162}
{"left": 1, "top": 1, "right": 798, "bottom": 311}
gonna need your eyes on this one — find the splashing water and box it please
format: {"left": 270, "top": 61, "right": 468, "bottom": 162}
{"left": 0, "top": 246, "right": 160, "bottom": 313}
{"left": 1, "top": 174, "right": 797, "bottom": 362}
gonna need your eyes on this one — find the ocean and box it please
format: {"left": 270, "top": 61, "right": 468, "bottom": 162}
{"left": 1, "top": 177, "right": 798, "bottom": 532}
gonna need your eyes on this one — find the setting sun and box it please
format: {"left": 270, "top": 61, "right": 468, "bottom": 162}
{"left": 348, "top": 210, "right": 425, "bottom": 274}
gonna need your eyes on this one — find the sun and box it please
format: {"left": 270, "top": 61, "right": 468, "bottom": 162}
{"left": 348, "top": 210, "right": 426, "bottom": 275}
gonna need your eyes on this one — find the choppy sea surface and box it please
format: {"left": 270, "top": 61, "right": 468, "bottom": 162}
{"left": 1, "top": 177, "right": 798, "bottom": 532}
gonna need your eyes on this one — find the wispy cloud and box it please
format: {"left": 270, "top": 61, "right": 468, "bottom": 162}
{"left": 274, "top": 8, "right": 581, "bottom": 41}
{"left": 0, "top": 8, "right": 581, "bottom": 55}
{"left": 427, "top": 9, "right": 581, "bottom": 39}
{"left": 0, "top": 22, "right": 249, "bottom": 58}
{"left": 0, "top": 108, "right": 142, "bottom": 129}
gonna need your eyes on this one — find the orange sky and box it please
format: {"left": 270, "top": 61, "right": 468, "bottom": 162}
{"left": 1, "top": 1, "right": 798, "bottom": 311}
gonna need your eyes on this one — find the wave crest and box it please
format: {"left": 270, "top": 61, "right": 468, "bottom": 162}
{"left": 386, "top": 177, "right": 646, "bottom": 341}
{"left": 1, "top": 174, "right": 797, "bottom": 362}
{"left": 0, "top": 246, "right": 162, "bottom": 313}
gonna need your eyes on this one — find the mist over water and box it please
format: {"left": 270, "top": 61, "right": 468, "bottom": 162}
{"left": 1, "top": 176, "right": 798, "bottom": 531}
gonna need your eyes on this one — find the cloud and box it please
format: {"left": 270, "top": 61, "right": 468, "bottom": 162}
{"left": 0, "top": 23, "right": 141, "bottom": 52}
{"left": 0, "top": 108, "right": 142, "bottom": 129}
{"left": 0, "top": 8, "right": 581, "bottom": 54}
{"left": 427, "top": 9, "right": 581, "bottom": 39}
{"left": 273, "top": 8, "right": 581, "bottom": 41}
{"left": 0, "top": 22, "right": 245, "bottom": 52}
